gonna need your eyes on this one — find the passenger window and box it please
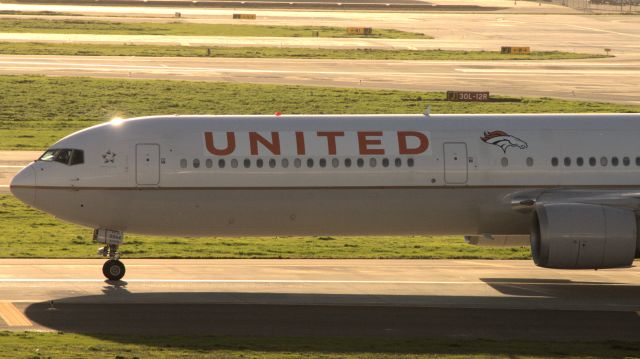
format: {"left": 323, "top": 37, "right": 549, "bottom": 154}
{"left": 576, "top": 157, "right": 583, "bottom": 167}
{"left": 589, "top": 157, "right": 596, "bottom": 166}
{"left": 69, "top": 150, "right": 84, "bottom": 166}
{"left": 395, "top": 158, "right": 401, "bottom": 167}
{"left": 357, "top": 158, "right": 364, "bottom": 168}
{"left": 294, "top": 158, "right": 302, "bottom": 168}
{"left": 307, "top": 158, "right": 314, "bottom": 168}
{"left": 344, "top": 158, "right": 352, "bottom": 168}
{"left": 407, "top": 158, "right": 415, "bottom": 167}
{"left": 600, "top": 157, "right": 608, "bottom": 166}
{"left": 636, "top": 157, "right": 640, "bottom": 166}
{"left": 382, "top": 158, "right": 389, "bottom": 167}
{"left": 180, "top": 159, "right": 187, "bottom": 168}
{"left": 218, "top": 159, "right": 226, "bottom": 168}
{"left": 319, "top": 158, "right": 327, "bottom": 168}
{"left": 282, "top": 158, "right": 290, "bottom": 168}
{"left": 623, "top": 157, "right": 630, "bottom": 166}
{"left": 551, "top": 157, "right": 559, "bottom": 167}
{"left": 611, "top": 157, "right": 619, "bottom": 167}
{"left": 563, "top": 157, "right": 571, "bottom": 167}
{"left": 269, "top": 159, "right": 276, "bottom": 168}
{"left": 231, "top": 159, "right": 238, "bottom": 168}
{"left": 205, "top": 159, "right": 213, "bottom": 168}
{"left": 244, "top": 159, "right": 251, "bottom": 168}
{"left": 526, "top": 157, "right": 534, "bottom": 167}
{"left": 501, "top": 157, "right": 508, "bottom": 167}
{"left": 256, "top": 159, "right": 263, "bottom": 168}
{"left": 369, "top": 158, "right": 377, "bottom": 167}
{"left": 193, "top": 159, "right": 200, "bottom": 168}
{"left": 332, "top": 158, "right": 339, "bottom": 168}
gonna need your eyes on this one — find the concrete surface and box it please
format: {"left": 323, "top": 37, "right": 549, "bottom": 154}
{"left": 0, "top": 151, "right": 38, "bottom": 194}
{"left": 0, "top": 259, "right": 638, "bottom": 339}
{"left": 0, "top": 0, "right": 579, "bottom": 13}
{"left": 0, "top": 55, "right": 637, "bottom": 104}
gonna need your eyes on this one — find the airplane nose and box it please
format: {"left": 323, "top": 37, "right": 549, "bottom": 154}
{"left": 10, "top": 165, "right": 36, "bottom": 206}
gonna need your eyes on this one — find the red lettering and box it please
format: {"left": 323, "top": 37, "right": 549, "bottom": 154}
{"left": 204, "top": 132, "right": 236, "bottom": 156}
{"left": 398, "top": 131, "right": 429, "bottom": 155}
{"left": 358, "top": 131, "right": 385, "bottom": 155}
{"left": 295, "top": 132, "right": 306, "bottom": 155}
{"left": 317, "top": 131, "right": 344, "bottom": 155}
{"left": 249, "top": 132, "right": 281, "bottom": 155}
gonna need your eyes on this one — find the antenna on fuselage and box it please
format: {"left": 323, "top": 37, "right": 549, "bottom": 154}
{"left": 424, "top": 105, "right": 431, "bottom": 117}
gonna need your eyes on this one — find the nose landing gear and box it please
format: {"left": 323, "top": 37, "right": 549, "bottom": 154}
{"left": 94, "top": 229, "right": 126, "bottom": 281}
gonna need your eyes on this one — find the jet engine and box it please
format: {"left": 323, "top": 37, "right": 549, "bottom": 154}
{"left": 530, "top": 203, "right": 639, "bottom": 269}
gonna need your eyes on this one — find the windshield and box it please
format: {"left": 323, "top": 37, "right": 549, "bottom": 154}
{"left": 38, "top": 149, "right": 84, "bottom": 166}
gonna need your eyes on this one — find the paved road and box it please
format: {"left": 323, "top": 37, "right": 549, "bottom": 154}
{"left": 0, "top": 55, "right": 638, "bottom": 104}
{"left": 0, "top": 0, "right": 577, "bottom": 13}
{"left": 0, "top": 259, "right": 638, "bottom": 340}
{"left": 0, "top": 151, "right": 38, "bottom": 194}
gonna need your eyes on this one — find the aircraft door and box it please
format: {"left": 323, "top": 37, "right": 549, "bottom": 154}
{"left": 136, "top": 144, "right": 160, "bottom": 185}
{"left": 443, "top": 142, "right": 468, "bottom": 185}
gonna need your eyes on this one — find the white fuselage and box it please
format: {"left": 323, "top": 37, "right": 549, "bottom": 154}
{"left": 10, "top": 113, "right": 640, "bottom": 237}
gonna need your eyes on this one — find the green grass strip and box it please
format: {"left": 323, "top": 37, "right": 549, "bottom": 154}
{"left": 0, "top": 18, "right": 428, "bottom": 38}
{"left": 0, "top": 194, "right": 530, "bottom": 259}
{"left": 0, "top": 75, "right": 638, "bottom": 151}
{"left": 1, "top": 332, "right": 639, "bottom": 358}
{"left": 0, "top": 42, "right": 607, "bottom": 60}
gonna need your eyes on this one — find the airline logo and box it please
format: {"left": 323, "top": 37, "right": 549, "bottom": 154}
{"left": 481, "top": 131, "right": 527, "bottom": 153}
{"left": 203, "top": 131, "right": 430, "bottom": 156}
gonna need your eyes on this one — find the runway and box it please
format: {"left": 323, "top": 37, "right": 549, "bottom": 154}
{"left": 0, "top": 54, "right": 638, "bottom": 104}
{"left": 0, "top": 151, "right": 38, "bottom": 194}
{"left": 0, "top": 259, "right": 639, "bottom": 340}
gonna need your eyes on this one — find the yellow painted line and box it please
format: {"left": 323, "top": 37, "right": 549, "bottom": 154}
{"left": 0, "top": 301, "right": 32, "bottom": 327}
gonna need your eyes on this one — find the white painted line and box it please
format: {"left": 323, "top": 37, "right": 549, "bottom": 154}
{"left": 0, "top": 185, "right": 8, "bottom": 188}
{"left": 0, "top": 278, "right": 627, "bottom": 285}
{"left": 0, "top": 278, "right": 487, "bottom": 284}
{"left": 0, "top": 165, "right": 26, "bottom": 168}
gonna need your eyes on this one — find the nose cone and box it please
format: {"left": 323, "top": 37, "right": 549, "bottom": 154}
{"left": 10, "top": 165, "right": 36, "bottom": 206}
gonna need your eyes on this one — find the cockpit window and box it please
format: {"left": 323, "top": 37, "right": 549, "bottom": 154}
{"left": 70, "top": 150, "right": 84, "bottom": 165}
{"left": 38, "top": 149, "right": 84, "bottom": 166}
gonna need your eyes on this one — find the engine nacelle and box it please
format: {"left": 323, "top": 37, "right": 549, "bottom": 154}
{"left": 531, "top": 203, "right": 638, "bottom": 269}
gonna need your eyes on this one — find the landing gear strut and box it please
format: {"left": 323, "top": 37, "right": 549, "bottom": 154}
{"left": 94, "top": 229, "right": 126, "bottom": 281}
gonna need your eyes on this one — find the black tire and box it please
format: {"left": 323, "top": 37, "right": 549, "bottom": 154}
{"left": 102, "top": 260, "right": 126, "bottom": 281}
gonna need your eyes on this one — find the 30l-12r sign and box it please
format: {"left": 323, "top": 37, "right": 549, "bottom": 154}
{"left": 446, "top": 91, "right": 490, "bottom": 102}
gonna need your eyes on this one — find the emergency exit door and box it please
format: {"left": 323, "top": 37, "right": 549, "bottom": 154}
{"left": 136, "top": 144, "right": 160, "bottom": 185}
{"left": 444, "top": 142, "right": 468, "bottom": 184}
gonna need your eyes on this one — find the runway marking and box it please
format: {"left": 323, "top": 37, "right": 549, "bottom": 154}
{"left": 0, "top": 278, "right": 489, "bottom": 284}
{"left": 0, "top": 165, "right": 26, "bottom": 168}
{"left": 0, "top": 185, "right": 8, "bottom": 188}
{"left": 0, "top": 278, "right": 627, "bottom": 285}
{"left": 0, "top": 301, "right": 32, "bottom": 327}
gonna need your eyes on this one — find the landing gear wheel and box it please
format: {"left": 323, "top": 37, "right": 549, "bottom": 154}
{"left": 102, "top": 259, "right": 126, "bottom": 281}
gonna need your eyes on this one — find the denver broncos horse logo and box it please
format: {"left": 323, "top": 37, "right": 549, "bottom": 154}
{"left": 481, "top": 131, "right": 528, "bottom": 153}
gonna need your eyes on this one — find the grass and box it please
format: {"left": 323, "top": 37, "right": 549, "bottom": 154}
{"left": 1, "top": 75, "right": 639, "bottom": 150}
{"left": 0, "top": 41, "right": 607, "bottom": 60}
{"left": 0, "top": 332, "right": 639, "bottom": 358}
{"left": 0, "top": 194, "right": 531, "bottom": 259}
{"left": 0, "top": 18, "right": 428, "bottom": 38}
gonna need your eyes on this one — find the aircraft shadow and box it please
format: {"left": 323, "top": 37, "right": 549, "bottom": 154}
{"left": 21, "top": 278, "right": 640, "bottom": 348}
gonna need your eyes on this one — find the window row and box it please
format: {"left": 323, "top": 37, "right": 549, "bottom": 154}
{"left": 551, "top": 156, "right": 639, "bottom": 168}
{"left": 179, "top": 157, "right": 415, "bottom": 170}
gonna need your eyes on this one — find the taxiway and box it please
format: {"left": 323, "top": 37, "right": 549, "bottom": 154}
{"left": 0, "top": 55, "right": 637, "bottom": 104}
{"left": 0, "top": 259, "right": 638, "bottom": 339}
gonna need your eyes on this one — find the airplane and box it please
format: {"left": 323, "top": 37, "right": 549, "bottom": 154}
{"left": 9, "top": 113, "right": 640, "bottom": 280}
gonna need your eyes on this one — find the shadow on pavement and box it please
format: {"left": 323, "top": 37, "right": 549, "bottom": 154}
{"left": 21, "top": 278, "right": 640, "bottom": 346}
